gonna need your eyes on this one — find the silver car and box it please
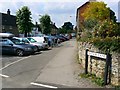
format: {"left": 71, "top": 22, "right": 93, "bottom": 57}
{"left": 30, "top": 37, "right": 49, "bottom": 49}
{"left": 14, "top": 37, "right": 43, "bottom": 51}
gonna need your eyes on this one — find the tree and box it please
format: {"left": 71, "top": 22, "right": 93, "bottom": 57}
{"left": 58, "top": 28, "right": 67, "bottom": 34}
{"left": 81, "top": 2, "right": 118, "bottom": 38}
{"left": 16, "top": 6, "right": 32, "bottom": 37}
{"left": 93, "top": 20, "right": 118, "bottom": 38}
{"left": 39, "top": 14, "right": 51, "bottom": 34}
{"left": 62, "top": 22, "right": 73, "bottom": 33}
{"left": 82, "top": 2, "right": 110, "bottom": 21}
{"left": 83, "top": 19, "right": 98, "bottom": 31}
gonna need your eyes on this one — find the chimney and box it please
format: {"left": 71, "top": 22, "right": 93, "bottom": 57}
{"left": 7, "top": 9, "right": 10, "bottom": 15}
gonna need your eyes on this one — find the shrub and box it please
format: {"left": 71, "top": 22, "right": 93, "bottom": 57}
{"left": 92, "top": 37, "right": 120, "bottom": 53}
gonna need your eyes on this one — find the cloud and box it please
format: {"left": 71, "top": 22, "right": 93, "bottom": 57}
{"left": 0, "top": 0, "right": 119, "bottom": 27}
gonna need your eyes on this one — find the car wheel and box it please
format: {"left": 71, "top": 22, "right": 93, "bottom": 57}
{"left": 16, "top": 49, "right": 24, "bottom": 56}
{"left": 35, "top": 46, "right": 39, "bottom": 52}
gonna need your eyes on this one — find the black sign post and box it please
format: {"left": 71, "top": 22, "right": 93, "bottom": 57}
{"left": 104, "top": 53, "right": 111, "bottom": 85}
{"left": 85, "top": 49, "right": 111, "bottom": 85}
{"left": 85, "top": 49, "right": 89, "bottom": 74}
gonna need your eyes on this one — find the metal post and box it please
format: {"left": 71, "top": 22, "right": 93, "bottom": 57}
{"left": 104, "top": 53, "right": 111, "bottom": 85}
{"left": 108, "top": 54, "right": 112, "bottom": 84}
{"left": 85, "top": 49, "right": 88, "bottom": 74}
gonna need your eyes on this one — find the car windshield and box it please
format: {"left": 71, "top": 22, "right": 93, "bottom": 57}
{"left": 10, "top": 39, "right": 24, "bottom": 45}
{"left": 27, "top": 38, "right": 37, "bottom": 43}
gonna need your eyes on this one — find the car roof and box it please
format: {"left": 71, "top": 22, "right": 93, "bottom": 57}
{"left": 0, "top": 33, "right": 14, "bottom": 38}
{"left": 0, "top": 33, "right": 14, "bottom": 37}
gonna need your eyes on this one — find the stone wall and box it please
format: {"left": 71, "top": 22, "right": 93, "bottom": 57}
{"left": 77, "top": 41, "right": 120, "bottom": 86}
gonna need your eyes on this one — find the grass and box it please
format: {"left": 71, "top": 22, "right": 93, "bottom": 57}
{"left": 115, "top": 86, "right": 120, "bottom": 90}
{"left": 79, "top": 73, "right": 104, "bottom": 86}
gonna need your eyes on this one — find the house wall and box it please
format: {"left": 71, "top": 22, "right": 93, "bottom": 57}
{"left": 2, "top": 25, "right": 19, "bottom": 36}
{"left": 77, "top": 41, "right": 120, "bottom": 86}
{"left": 76, "top": 2, "right": 89, "bottom": 38}
{"left": 0, "top": 12, "right": 19, "bottom": 36}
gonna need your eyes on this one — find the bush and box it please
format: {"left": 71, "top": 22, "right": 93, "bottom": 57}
{"left": 92, "top": 37, "right": 120, "bottom": 53}
{"left": 93, "top": 20, "right": 118, "bottom": 38}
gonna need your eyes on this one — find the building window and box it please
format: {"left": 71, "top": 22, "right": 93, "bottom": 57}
{"left": 9, "top": 26, "right": 12, "bottom": 29}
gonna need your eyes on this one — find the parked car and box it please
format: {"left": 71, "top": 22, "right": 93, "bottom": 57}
{"left": 71, "top": 33, "right": 76, "bottom": 37}
{"left": 0, "top": 33, "right": 14, "bottom": 38}
{"left": 0, "top": 38, "right": 37, "bottom": 56}
{"left": 27, "top": 37, "right": 49, "bottom": 49}
{"left": 13, "top": 37, "right": 44, "bottom": 51}
{"left": 31, "top": 36, "right": 48, "bottom": 43}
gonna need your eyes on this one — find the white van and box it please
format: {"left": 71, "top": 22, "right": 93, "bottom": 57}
{"left": 32, "top": 37, "right": 48, "bottom": 43}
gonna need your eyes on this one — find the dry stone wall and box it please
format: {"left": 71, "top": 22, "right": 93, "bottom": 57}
{"left": 77, "top": 41, "right": 120, "bottom": 86}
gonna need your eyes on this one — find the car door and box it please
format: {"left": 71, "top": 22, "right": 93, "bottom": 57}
{"left": 22, "top": 38, "right": 30, "bottom": 44}
{"left": 2, "top": 39, "right": 14, "bottom": 54}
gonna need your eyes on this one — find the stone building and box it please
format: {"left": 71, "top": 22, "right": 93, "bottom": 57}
{"left": 0, "top": 9, "right": 19, "bottom": 36}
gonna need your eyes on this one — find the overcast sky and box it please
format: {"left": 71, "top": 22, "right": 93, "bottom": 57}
{"left": 0, "top": 0, "right": 119, "bottom": 27}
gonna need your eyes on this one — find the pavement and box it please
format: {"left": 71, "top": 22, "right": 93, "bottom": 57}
{"left": 34, "top": 39, "right": 102, "bottom": 88}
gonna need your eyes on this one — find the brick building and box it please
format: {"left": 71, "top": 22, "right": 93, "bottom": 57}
{"left": 0, "top": 9, "right": 19, "bottom": 36}
{"left": 76, "top": 0, "right": 96, "bottom": 36}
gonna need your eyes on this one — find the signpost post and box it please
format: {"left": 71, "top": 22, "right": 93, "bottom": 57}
{"left": 85, "top": 49, "right": 111, "bottom": 85}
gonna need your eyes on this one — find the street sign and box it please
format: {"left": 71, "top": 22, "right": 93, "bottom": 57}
{"left": 88, "top": 51, "right": 107, "bottom": 59}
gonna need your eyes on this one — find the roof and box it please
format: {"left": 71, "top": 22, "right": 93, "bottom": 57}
{"left": 76, "top": 1, "right": 90, "bottom": 21}
{"left": 77, "top": 2, "right": 89, "bottom": 11}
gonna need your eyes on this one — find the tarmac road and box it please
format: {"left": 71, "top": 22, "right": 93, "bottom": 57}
{"left": 1, "top": 39, "right": 101, "bottom": 89}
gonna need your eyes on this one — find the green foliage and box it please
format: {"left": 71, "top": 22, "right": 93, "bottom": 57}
{"left": 59, "top": 22, "right": 73, "bottom": 34}
{"left": 39, "top": 14, "right": 51, "bottom": 34}
{"left": 93, "top": 20, "right": 118, "bottom": 38}
{"left": 58, "top": 28, "right": 67, "bottom": 34}
{"left": 62, "top": 22, "right": 73, "bottom": 31}
{"left": 83, "top": 19, "right": 98, "bottom": 31}
{"left": 92, "top": 37, "right": 120, "bottom": 53}
{"left": 82, "top": 2, "right": 116, "bottom": 23}
{"left": 16, "top": 6, "right": 32, "bottom": 37}
{"left": 115, "top": 86, "right": 120, "bottom": 90}
{"left": 79, "top": 73, "right": 104, "bottom": 86}
{"left": 92, "top": 77, "right": 104, "bottom": 86}
{"left": 82, "top": 2, "right": 110, "bottom": 21}
{"left": 78, "top": 1, "right": 119, "bottom": 53}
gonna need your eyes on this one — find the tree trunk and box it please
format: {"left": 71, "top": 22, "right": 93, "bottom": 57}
{"left": 25, "top": 31, "right": 27, "bottom": 37}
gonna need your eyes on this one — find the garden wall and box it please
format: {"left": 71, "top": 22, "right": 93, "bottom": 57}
{"left": 77, "top": 41, "right": 120, "bottom": 86}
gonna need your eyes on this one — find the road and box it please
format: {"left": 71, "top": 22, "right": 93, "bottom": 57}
{"left": 1, "top": 39, "right": 77, "bottom": 88}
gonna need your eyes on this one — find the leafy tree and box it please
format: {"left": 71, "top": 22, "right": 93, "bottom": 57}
{"left": 61, "top": 22, "right": 73, "bottom": 34}
{"left": 83, "top": 19, "right": 98, "bottom": 31}
{"left": 58, "top": 28, "right": 67, "bottom": 34}
{"left": 93, "top": 20, "right": 118, "bottom": 38}
{"left": 82, "top": 2, "right": 110, "bottom": 21}
{"left": 39, "top": 14, "right": 51, "bottom": 34}
{"left": 16, "top": 6, "right": 32, "bottom": 37}
{"left": 62, "top": 22, "right": 73, "bottom": 30}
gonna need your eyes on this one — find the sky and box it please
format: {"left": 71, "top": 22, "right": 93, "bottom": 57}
{"left": 0, "top": 0, "right": 120, "bottom": 28}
